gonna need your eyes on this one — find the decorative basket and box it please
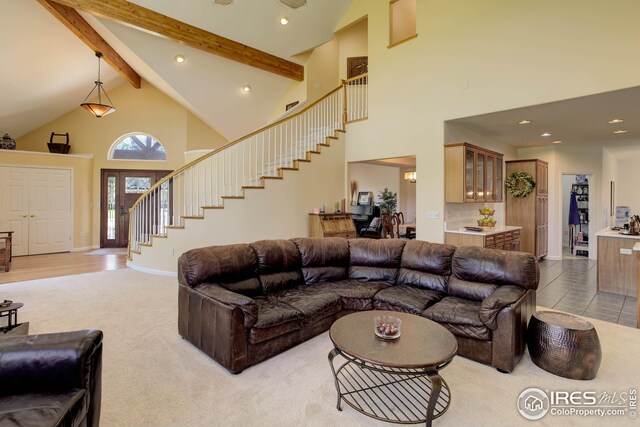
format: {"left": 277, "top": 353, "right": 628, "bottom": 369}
{"left": 47, "top": 132, "right": 70, "bottom": 154}
{"left": 1, "top": 134, "right": 16, "bottom": 150}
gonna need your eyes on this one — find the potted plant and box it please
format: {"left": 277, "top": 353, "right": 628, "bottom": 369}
{"left": 377, "top": 188, "right": 397, "bottom": 215}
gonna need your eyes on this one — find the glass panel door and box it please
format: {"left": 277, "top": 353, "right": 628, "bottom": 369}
{"left": 476, "top": 152, "right": 485, "bottom": 201}
{"left": 464, "top": 148, "right": 475, "bottom": 201}
{"left": 496, "top": 157, "right": 503, "bottom": 201}
{"left": 486, "top": 156, "right": 494, "bottom": 201}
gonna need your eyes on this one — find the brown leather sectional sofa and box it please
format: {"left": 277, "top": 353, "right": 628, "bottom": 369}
{"left": 178, "top": 238, "right": 539, "bottom": 374}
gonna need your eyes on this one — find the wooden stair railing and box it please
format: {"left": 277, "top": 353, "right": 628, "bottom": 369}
{"left": 128, "top": 73, "right": 368, "bottom": 258}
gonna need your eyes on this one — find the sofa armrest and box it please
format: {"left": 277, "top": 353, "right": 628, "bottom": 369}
{"left": 479, "top": 285, "right": 525, "bottom": 330}
{"left": 195, "top": 283, "right": 258, "bottom": 328}
{"left": 0, "top": 329, "right": 103, "bottom": 426}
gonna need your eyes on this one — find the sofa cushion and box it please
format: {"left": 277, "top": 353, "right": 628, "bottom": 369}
{"left": 0, "top": 390, "right": 86, "bottom": 427}
{"left": 291, "top": 237, "right": 350, "bottom": 284}
{"left": 314, "top": 280, "right": 391, "bottom": 310}
{"left": 374, "top": 284, "right": 445, "bottom": 314}
{"left": 447, "top": 277, "right": 497, "bottom": 301}
{"left": 348, "top": 239, "right": 406, "bottom": 282}
{"left": 452, "top": 246, "right": 540, "bottom": 290}
{"left": 398, "top": 240, "right": 455, "bottom": 292}
{"left": 250, "top": 240, "right": 303, "bottom": 294}
{"left": 271, "top": 287, "right": 342, "bottom": 321}
{"left": 178, "top": 244, "right": 261, "bottom": 296}
{"left": 424, "top": 297, "right": 491, "bottom": 341}
{"left": 249, "top": 298, "right": 304, "bottom": 344}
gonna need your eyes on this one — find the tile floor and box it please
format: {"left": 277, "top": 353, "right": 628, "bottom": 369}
{"left": 536, "top": 253, "right": 637, "bottom": 328}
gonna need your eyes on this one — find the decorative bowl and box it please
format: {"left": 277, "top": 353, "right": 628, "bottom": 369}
{"left": 374, "top": 315, "right": 401, "bottom": 340}
{"left": 477, "top": 219, "right": 497, "bottom": 227}
{"left": 479, "top": 208, "right": 495, "bottom": 216}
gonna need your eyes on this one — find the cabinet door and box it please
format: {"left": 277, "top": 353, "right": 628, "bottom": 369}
{"left": 476, "top": 151, "right": 485, "bottom": 201}
{"left": 486, "top": 155, "right": 494, "bottom": 201}
{"left": 495, "top": 156, "right": 503, "bottom": 202}
{"left": 464, "top": 147, "right": 476, "bottom": 202}
{"left": 537, "top": 162, "right": 548, "bottom": 195}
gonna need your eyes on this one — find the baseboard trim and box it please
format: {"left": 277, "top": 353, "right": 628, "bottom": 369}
{"left": 126, "top": 260, "right": 177, "bottom": 277}
{"left": 71, "top": 245, "right": 100, "bottom": 252}
{"left": 544, "top": 255, "right": 562, "bottom": 261}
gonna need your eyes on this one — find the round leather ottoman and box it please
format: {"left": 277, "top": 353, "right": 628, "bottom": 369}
{"left": 527, "top": 311, "right": 601, "bottom": 380}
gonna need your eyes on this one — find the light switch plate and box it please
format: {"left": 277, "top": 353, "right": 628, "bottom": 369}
{"left": 427, "top": 211, "right": 440, "bottom": 219}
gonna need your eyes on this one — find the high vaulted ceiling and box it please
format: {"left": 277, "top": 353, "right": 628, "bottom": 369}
{"left": 0, "top": 0, "right": 352, "bottom": 140}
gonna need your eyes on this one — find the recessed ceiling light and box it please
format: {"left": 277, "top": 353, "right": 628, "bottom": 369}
{"left": 212, "top": 0, "right": 233, "bottom": 5}
{"left": 518, "top": 120, "right": 531, "bottom": 125}
{"left": 541, "top": 132, "right": 552, "bottom": 137}
{"left": 242, "top": 85, "right": 252, "bottom": 93}
{"left": 613, "top": 129, "right": 628, "bottom": 134}
{"left": 551, "top": 140, "right": 563, "bottom": 144}
{"left": 280, "top": 16, "right": 289, "bottom": 25}
{"left": 608, "top": 118, "right": 624, "bottom": 124}
{"left": 175, "top": 55, "right": 185, "bottom": 63}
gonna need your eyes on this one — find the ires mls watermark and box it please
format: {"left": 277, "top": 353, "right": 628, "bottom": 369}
{"left": 518, "top": 387, "right": 637, "bottom": 420}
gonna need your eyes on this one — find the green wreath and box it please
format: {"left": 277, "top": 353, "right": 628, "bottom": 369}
{"left": 505, "top": 171, "right": 536, "bottom": 197}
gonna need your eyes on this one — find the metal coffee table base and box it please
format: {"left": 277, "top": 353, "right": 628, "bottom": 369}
{"left": 329, "top": 349, "right": 452, "bottom": 427}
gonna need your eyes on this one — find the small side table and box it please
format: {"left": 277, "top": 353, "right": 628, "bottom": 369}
{"left": 0, "top": 302, "right": 29, "bottom": 337}
{"left": 527, "top": 311, "right": 601, "bottom": 380}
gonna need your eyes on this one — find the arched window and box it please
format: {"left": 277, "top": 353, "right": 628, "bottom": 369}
{"left": 109, "top": 133, "right": 167, "bottom": 161}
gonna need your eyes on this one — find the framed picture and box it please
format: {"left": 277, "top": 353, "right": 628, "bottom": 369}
{"left": 285, "top": 100, "right": 299, "bottom": 111}
{"left": 357, "top": 191, "right": 373, "bottom": 206}
{"left": 347, "top": 56, "right": 368, "bottom": 79}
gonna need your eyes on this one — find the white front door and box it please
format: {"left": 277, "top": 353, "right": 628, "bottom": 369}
{"left": 0, "top": 167, "right": 29, "bottom": 256}
{"left": 0, "top": 166, "right": 71, "bottom": 255}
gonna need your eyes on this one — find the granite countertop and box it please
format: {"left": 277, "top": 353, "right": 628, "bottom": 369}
{"left": 596, "top": 227, "right": 640, "bottom": 240}
{"left": 444, "top": 225, "right": 522, "bottom": 236}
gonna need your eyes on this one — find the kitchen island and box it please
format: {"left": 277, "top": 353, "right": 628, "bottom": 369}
{"left": 444, "top": 225, "right": 522, "bottom": 251}
{"left": 596, "top": 227, "right": 640, "bottom": 297}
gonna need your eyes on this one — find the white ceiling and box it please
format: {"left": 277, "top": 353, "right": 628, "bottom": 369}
{"left": 448, "top": 86, "right": 640, "bottom": 158}
{"left": 0, "top": 0, "right": 352, "bottom": 140}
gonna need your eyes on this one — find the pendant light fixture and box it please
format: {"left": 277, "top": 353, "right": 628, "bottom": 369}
{"left": 80, "top": 52, "right": 116, "bottom": 118}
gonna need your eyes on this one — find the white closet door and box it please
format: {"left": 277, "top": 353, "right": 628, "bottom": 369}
{"left": 28, "top": 168, "right": 71, "bottom": 255}
{"left": 0, "top": 167, "right": 29, "bottom": 256}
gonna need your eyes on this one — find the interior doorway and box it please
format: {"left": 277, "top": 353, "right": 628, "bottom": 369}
{"left": 100, "top": 169, "right": 171, "bottom": 248}
{"left": 561, "top": 174, "right": 592, "bottom": 259}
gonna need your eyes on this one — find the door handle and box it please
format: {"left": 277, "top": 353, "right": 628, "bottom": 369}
{"left": 120, "top": 206, "right": 128, "bottom": 215}
{"left": 21, "top": 214, "right": 27, "bottom": 218}
{"left": 30, "top": 214, "right": 36, "bottom": 218}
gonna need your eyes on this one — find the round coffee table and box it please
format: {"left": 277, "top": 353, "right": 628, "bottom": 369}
{"left": 328, "top": 311, "right": 457, "bottom": 427}
{"left": 527, "top": 311, "right": 601, "bottom": 380}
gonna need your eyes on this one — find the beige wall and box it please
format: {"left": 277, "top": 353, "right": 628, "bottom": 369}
{"left": 614, "top": 153, "right": 640, "bottom": 216}
{"left": 336, "top": 0, "right": 640, "bottom": 244}
{"left": 348, "top": 162, "right": 400, "bottom": 209}
{"left": 338, "top": 18, "right": 368, "bottom": 81}
{"left": 186, "top": 111, "right": 228, "bottom": 151}
{"left": 0, "top": 150, "right": 93, "bottom": 250}
{"left": 17, "top": 81, "right": 226, "bottom": 248}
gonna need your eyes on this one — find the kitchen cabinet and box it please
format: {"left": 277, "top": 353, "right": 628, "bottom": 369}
{"left": 445, "top": 143, "right": 504, "bottom": 203}
{"left": 309, "top": 213, "right": 356, "bottom": 238}
{"left": 505, "top": 159, "right": 548, "bottom": 259}
{"left": 444, "top": 227, "right": 521, "bottom": 250}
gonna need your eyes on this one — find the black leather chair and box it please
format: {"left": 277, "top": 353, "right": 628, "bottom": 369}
{"left": 0, "top": 330, "right": 103, "bottom": 427}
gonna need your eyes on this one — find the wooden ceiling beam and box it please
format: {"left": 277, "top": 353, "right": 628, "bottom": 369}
{"left": 38, "top": 0, "right": 141, "bottom": 89}
{"left": 49, "top": 0, "right": 305, "bottom": 81}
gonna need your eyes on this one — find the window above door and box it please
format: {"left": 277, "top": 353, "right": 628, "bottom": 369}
{"left": 109, "top": 133, "right": 167, "bottom": 161}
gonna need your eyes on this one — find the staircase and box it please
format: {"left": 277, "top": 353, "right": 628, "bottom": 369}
{"left": 127, "top": 74, "right": 368, "bottom": 268}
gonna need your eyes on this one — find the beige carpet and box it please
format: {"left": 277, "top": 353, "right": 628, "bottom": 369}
{"left": 2, "top": 269, "right": 639, "bottom": 427}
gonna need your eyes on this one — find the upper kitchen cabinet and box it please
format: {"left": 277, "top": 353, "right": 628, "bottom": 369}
{"left": 444, "top": 143, "right": 504, "bottom": 203}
